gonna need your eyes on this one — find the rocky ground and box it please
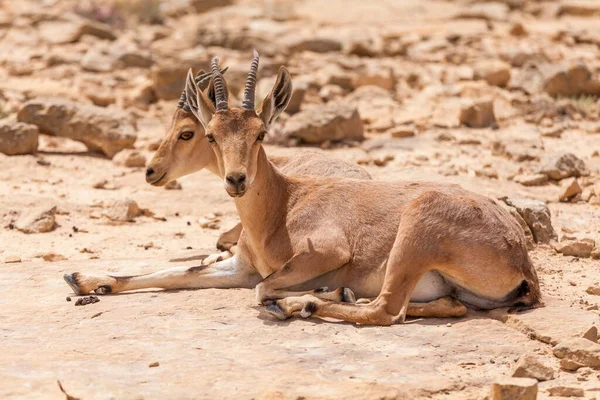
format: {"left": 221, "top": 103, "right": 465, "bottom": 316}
{"left": 1, "top": 0, "right": 600, "bottom": 399}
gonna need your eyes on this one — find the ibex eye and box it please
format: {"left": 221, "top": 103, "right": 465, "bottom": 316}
{"left": 179, "top": 131, "right": 194, "bottom": 141}
{"left": 206, "top": 134, "right": 216, "bottom": 144}
{"left": 257, "top": 131, "right": 266, "bottom": 142}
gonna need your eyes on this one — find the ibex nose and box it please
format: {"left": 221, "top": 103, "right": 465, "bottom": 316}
{"left": 225, "top": 172, "right": 247, "bottom": 195}
{"left": 146, "top": 167, "right": 155, "bottom": 177}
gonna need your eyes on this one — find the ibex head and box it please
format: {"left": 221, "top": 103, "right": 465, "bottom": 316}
{"left": 145, "top": 67, "right": 228, "bottom": 186}
{"left": 187, "top": 50, "right": 292, "bottom": 197}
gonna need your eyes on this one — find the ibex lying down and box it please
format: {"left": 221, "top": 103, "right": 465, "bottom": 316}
{"left": 65, "top": 52, "right": 540, "bottom": 325}
{"left": 145, "top": 68, "right": 370, "bottom": 251}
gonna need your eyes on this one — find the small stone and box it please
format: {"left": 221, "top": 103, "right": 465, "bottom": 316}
{"left": 559, "top": 178, "right": 582, "bottom": 202}
{"left": 283, "top": 102, "right": 364, "bottom": 144}
{"left": 165, "top": 180, "right": 182, "bottom": 190}
{"left": 553, "top": 338, "right": 600, "bottom": 368}
{"left": 582, "top": 326, "right": 598, "bottom": 343}
{"left": 372, "top": 154, "right": 394, "bottom": 167}
{"left": 540, "top": 125, "right": 564, "bottom": 138}
{"left": 474, "top": 60, "right": 511, "bottom": 87}
{"left": 103, "top": 199, "right": 141, "bottom": 222}
{"left": 547, "top": 386, "right": 584, "bottom": 397}
{"left": 591, "top": 247, "right": 600, "bottom": 259}
{"left": 66, "top": 297, "right": 71, "bottom": 302}
{"left": 149, "top": 361, "right": 160, "bottom": 368}
{"left": 514, "top": 174, "right": 548, "bottom": 187}
{"left": 500, "top": 197, "right": 557, "bottom": 244}
{"left": 113, "top": 149, "right": 147, "bottom": 168}
{"left": 388, "top": 126, "right": 416, "bottom": 138}
{"left": 556, "top": 238, "right": 595, "bottom": 258}
{"left": 42, "top": 253, "right": 67, "bottom": 262}
{"left": 586, "top": 284, "right": 600, "bottom": 296}
{"left": 490, "top": 377, "right": 537, "bottom": 400}
{"left": 16, "top": 204, "right": 57, "bottom": 234}
{"left": 560, "top": 358, "right": 584, "bottom": 371}
{"left": 512, "top": 353, "right": 554, "bottom": 381}
{"left": 199, "top": 214, "right": 220, "bottom": 230}
{"left": 81, "top": 49, "right": 116, "bottom": 73}
{"left": 4, "top": 255, "right": 21, "bottom": 263}
{"left": 543, "top": 63, "right": 600, "bottom": 98}
{"left": 0, "top": 121, "right": 39, "bottom": 155}
{"left": 459, "top": 100, "right": 498, "bottom": 128}
{"left": 539, "top": 153, "right": 587, "bottom": 181}
{"left": 510, "top": 22, "right": 527, "bottom": 36}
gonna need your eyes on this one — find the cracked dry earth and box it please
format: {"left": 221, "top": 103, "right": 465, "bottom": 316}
{"left": 1, "top": 0, "right": 600, "bottom": 399}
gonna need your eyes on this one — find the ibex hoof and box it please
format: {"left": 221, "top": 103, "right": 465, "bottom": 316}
{"left": 265, "top": 304, "right": 289, "bottom": 320}
{"left": 63, "top": 273, "right": 82, "bottom": 295}
{"left": 342, "top": 287, "right": 356, "bottom": 303}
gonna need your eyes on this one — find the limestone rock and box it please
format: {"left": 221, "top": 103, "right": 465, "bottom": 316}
{"left": 500, "top": 197, "right": 557, "bottom": 244}
{"left": 559, "top": 178, "right": 582, "bottom": 202}
{"left": 16, "top": 205, "right": 57, "bottom": 234}
{"left": 165, "top": 180, "right": 182, "bottom": 190}
{"left": 558, "top": 1, "right": 600, "bottom": 17}
{"left": 553, "top": 338, "right": 600, "bottom": 368}
{"left": 459, "top": 100, "right": 498, "bottom": 128}
{"left": 513, "top": 174, "right": 548, "bottom": 187}
{"left": 547, "top": 386, "right": 584, "bottom": 397}
{"left": 4, "top": 255, "right": 21, "bottom": 263}
{"left": 18, "top": 99, "right": 137, "bottom": 158}
{"left": 539, "top": 153, "right": 587, "bottom": 181}
{"left": 284, "top": 37, "right": 342, "bottom": 54}
{"left": 113, "top": 149, "right": 147, "bottom": 168}
{"left": 151, "top": 63, "right": 191, "bottom": 101}
{"left": 103, "top": 199, "right": 141, "bottom": 222}
{"left": 511, "top": 353, "right": 554, "bottom": 381}
{"left": 43, "top": 253, "right": 67, "bottom": 262}
{"left": 81, "top": 49, "right": 117, "bottom": 73}
{"left": 586, "top": 284, "right": 600, "bottom": 296}
{"left": 0, "top": 121, "right": 39, "bottom": 155}
{"left": 283, "top": 102, "right": 364, "bottom": 144}
{"left": 543, "top": 64, "right": 600, "bottom": 97}
{"left": 556, "top": 238, "right": 595, "bottom": 258}
{"left": 474, "top": 60, "right": 511, "bottom": 87}
{"left": 490, "top": 377, "right": 537, "bottom": 400}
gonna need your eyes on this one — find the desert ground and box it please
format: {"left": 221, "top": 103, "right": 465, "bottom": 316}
{"left": 1, "top": 0, "right": 600, "bottom": 399}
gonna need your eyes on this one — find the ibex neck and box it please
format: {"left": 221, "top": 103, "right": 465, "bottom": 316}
{"left": 205, "top": 150, "right": 222, "bottom": 177}
{"left": 234, "top": 147, "right": 287, "bottom": 238}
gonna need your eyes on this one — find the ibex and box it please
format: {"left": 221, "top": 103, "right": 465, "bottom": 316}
{"left": 145, "top": 68, "right": 370, "bottom": 251}
{"left": 64, "top": 52, "right": 540, "bottom": 325}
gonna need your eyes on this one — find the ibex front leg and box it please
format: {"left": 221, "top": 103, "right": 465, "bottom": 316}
{"left": 64, "top": 254, "right": 260, "bottom": 295}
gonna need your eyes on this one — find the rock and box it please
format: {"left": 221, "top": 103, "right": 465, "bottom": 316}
{"left": 103, "top": 199, "right": 141, "bottom": 222}
{"left": 553, "top": 338, "right": 600, "bottom": 368}
{"left": 86, "top": 90, "right": 116, "bottom": 107}
{"left": 547, "top": 386, "right": 584, "bottom": 397}
{"left": 510, "top": 22, "right": 527, "bottom": 36}
{"left": 286, "top": 82, "right": 307, "bottom": 115}
{"left": 474, "top": 60, "right": 511, "bottom": 87}
{"left": 38, "top": 17, "right": 116, "bottom": 44}
{"left": 556, "top": 238, "right": 595, "bottom": 258}
{"left": 113, "top": 149, "right": 147, "bottom": 168}
{"left": 586, "top": 284, "right": 600, "bottom": 296}
{"left": 558, "top": 1, "right": 600, "bottom": 17}
{"left": 459, "top": 100, "right": 498, "bottom": 128}
{"left": 543, "top": 64, "right": 600, "bottom": 97}
{"left": 560, "top": 358, "right": 584, "bottom": 371}
{"left": 149, "top": 361, "right": 160, "bottom": 368}
{"left": 592, "top": 247, "right": 600, "bottom": 259}
{"left": 0, "top": 121, "right": 39, "bottom": 155}
{"left": 16, "top": 204, "right": 56, "bottom": 234}
{"left": 319, "top": 84, "right": 345, "bottom": 102}
{"left": 388, "top": 126, "right": 416, "bottom": 138}
{"left": 511, "top": 353, "right": 554, "bottom": 381}
{"left": 284, "top": 37, "right": 343, "bottom": 54}
{"left": 4, "top": 255, "right": 21, "bottom": 263}
{"left": 500, "top": 197, "right": 557, "bottom": 244}
{"left": 18, "top": 99, "right": 137, "bottom": 158}
{"left": 81, "top": 49, "right": 117, "bottom": 73}
{"left": 582, "top": 326, "right": 598, "bottom": 342}
{"left": 165, "top": 180, "right": 182, "bottom": 190}
{"left": 151, "top": 63, "right": 190, "bottom": 101}
{"left": 457, "top": 2, "right": 509, "bottom": 20}
{"left": 539, "top": 153, "right": 587, "bottom": 181}
{"left": 199, "top": 213, "right": 221, "bottom": 229}
{"left": 283, "top": 102, "right": 364, "bottom": 144}
{"left": 514, "top": 174, "right": 548, "bottom": 187}
{"left": 490, "top": 377, "right": 537, "bottom": 400}
{"left": 352, "top": 65, "right": 395, "bottom": 90}
{"left": 344, "top": 86, "right": 401, "bottom": 126}
{"left": 559, "top": 178, "right": 582, "bottom": 202}
{"left": 42, "top": 253, "right": 67, "bottom": 262}
{"left": 502, "top": 205, "right": 535, "bottom": 250}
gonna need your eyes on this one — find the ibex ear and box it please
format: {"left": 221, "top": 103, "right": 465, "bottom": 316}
{"left": 258, "top": 66, "right": 292, "bottom": 129}
{"left": 185, "top": 68, "right": 215, "bottom": 129}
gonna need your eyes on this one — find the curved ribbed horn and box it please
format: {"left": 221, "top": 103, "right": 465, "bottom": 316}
{"left": 242, "top": 50, "right": 260, "bottom": 110}
{"left": 211, "top": 57, "right": 228, "bottom": 111}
